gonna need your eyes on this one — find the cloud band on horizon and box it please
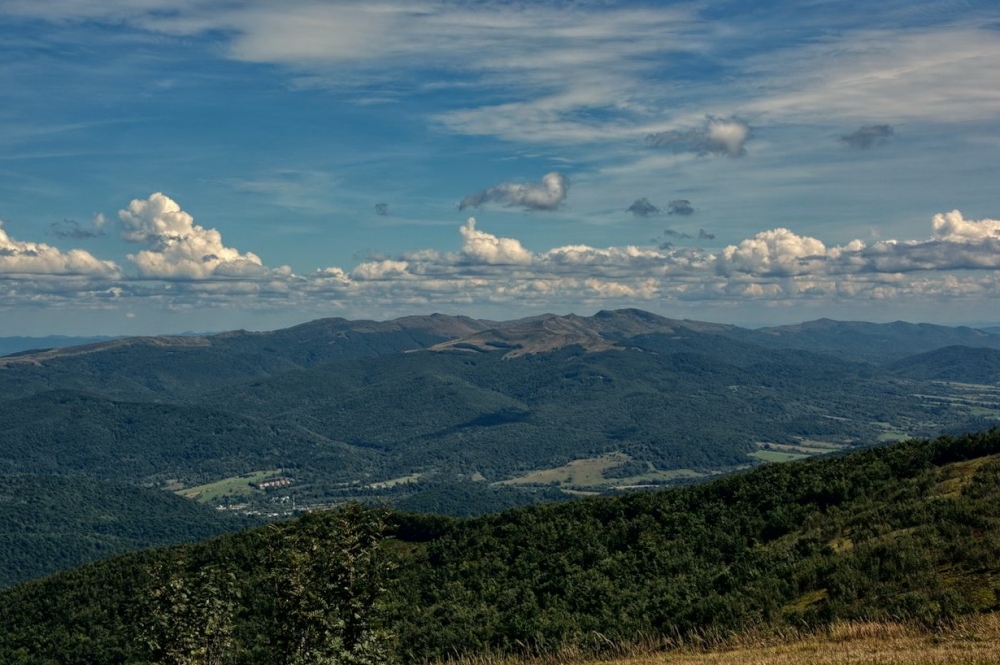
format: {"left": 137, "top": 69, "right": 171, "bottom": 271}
{"left": 3, "top": 194, "right": 1000, "bottom": 315}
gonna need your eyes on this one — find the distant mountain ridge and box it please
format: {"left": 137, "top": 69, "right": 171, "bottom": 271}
{"left": 0, "top": 335, "right": 119, "bottom": 358}
{"left": 422, "top": 310, "right": 1000, "bottom": 363}
{"left": 742, "top": 318, "right": 1000, "bottom": 361}
{"left": 428, "top": 309, "right": 737, "bottom": 358}
{"left": 5, "top": 310, "right": 1000, "bottom": 373}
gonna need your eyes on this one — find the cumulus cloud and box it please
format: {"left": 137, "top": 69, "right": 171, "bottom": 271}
{"left": 0, "top": 220, "right": 119, "bottom": 277}
{"left": 47, "top": 218, "right": 107, "bottom": 240}
{"left": 351, "top": 259, "right": 409, "bottom": 280}
{"left": 717, "top": 211, "right": 1000, "bottom": 278}
{"left": 841, "top": 124, "right": 894, "bottom": 149}
{"left": 627, "top": 198, "right": 659, "bottom": 217}
{"left": 931, "top": 209, "right": 1000, "bottom": 242}
{"left": 374, "top": 203, "right": 389, "bottom": 216}
{"left": 460, "top": 217, "right": 533, "bottom": 265}
{"left": 850, "top": 211, "right": 1000, "bottom": 273}
{"left": 459, "top": 172, "right": 569, "bottom": 211}
{"left": 718, "top": 228, "right": 831, "bottom": 277}
{"left": 6, "top": 198, "right": 1000, "bottom": 317}
{"left": 118, "top": 193, "right": 289, "bottom": 280}
{"left": 647, "top": 116, "right": 751, "bottom": 157}
{"left": 668, "top": 199, "right": 695, "bottom": 216}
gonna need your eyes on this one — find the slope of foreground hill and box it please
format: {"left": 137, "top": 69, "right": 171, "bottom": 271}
{"left": 0, "top": 474, "right": 254, "bottom": 589}
{"left": 2, "top": 430, "right": 1000, "bottom": 664}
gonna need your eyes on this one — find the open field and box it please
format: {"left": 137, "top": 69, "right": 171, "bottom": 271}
{"left": 498, "top": 453, "right": 706, "bottom": 489}
{"left": 750, "top": 450, "right": 811, "bottom": 462}
{"left": 437, "top": 615, "right": 1000, "bottom": 665}
{"left": 367, "top": 473, "right": 423, "bottom": 489}
{"left": 912, "top": 381, "right": 1000, "bottom": 420}
{"left": 751, "top": 439, "right": 849, "bottom": 463}
{"left": 175, "top": 469, "right": 283, "bottom": 502}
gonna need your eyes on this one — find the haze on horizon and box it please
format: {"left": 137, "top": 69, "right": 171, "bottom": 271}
{"left": 1, "top": 0, "right": 998, "bottom": 336}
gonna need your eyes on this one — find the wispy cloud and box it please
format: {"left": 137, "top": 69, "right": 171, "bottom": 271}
{"left": 7, "top": 1, "right": 999, "bottom": 153}
{"left": 744, "top": 28, "right": 1000, "bottom": 124}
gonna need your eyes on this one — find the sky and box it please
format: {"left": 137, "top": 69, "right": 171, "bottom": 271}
{"left": 1, "top": 0, "right": 999, "bottom": 336}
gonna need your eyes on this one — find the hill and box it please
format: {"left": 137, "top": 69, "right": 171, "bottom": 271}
{"left": 2, "top": 430, "right": 999, "bottom": 663}
{"left": 888, "top": 346, "right": 1000, "bottom": 383}
{"left": 4, "top": 309, "right": 1000, "bottom": 587}
{"left": 0, "top": 473, "right": 253, "bottom": 588}
{"left": 0, "top": 390, "right": 373, "bottom": 487}
{"left": 742, "top": 318, "right": 1000, "bottom": 362}
{"left": 0, "top": 313, "right": 487, "bottom": 402}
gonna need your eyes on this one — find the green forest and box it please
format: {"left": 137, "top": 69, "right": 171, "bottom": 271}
{"left": 2, "top": 429, "right": 999, "bottom": 664}
{"left": 4, "top": 310, "right": 1000, "bottom": 593}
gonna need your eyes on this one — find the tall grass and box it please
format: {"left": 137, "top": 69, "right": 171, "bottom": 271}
{"left": 431, "top": 614, "right": 1000, "bottom": 665}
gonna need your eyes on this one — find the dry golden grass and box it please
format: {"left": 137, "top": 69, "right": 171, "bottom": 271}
{"left": 434, "top": 614, "right": 1000, "bottom": 665}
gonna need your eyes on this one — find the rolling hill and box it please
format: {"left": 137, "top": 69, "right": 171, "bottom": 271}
{"left": 0, "top": 473, "right": 253, "bottom": 588}
{"left": 888, "top": 345, "right": 1000, "bottom": 383}
{"left": 2, "top": 430, "right": 999, "bottom": 663}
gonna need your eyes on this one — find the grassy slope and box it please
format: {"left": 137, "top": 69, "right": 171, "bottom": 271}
{"left": 442, "top": 616, "right": 1000, "bottom": 665}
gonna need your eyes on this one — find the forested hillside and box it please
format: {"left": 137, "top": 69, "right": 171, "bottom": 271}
{"left": 3, "top": 310, "right": 1000, "bottom": 589}
{"left": 2, "top": 430, "right": 999, "bottom": 664}
{"left": 0, "top": 474, "right": 252, "bottom": 588}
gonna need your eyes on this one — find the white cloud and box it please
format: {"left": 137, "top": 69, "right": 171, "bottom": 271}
{"left": 4, "top": 200, "right": 1000, "bottom": 317}
{"left": 459, "top": 172, "right": 569, "bottom": 211}
{"left": 0, "top": 220, "right": 119, "bottom": 277}
{"left": 718, "top": 228, "right": 829, "bottom": 276}
{"left": 338, "top": 210, "right": 1000, "bottom": 310}
{"left": 459, "top": 218, "right": 534, "bottom": 265}
{"left": 717, "top": 211, "right": 1000, "bottom": 277}
{"left": 118, "top": 192, "right": 289, "bottom": 280}
{"left": 351, "top": 259, "right": 410, "bottom": 280}
{"left": 931, "top": 210, "right": 1000, "bottom": 242}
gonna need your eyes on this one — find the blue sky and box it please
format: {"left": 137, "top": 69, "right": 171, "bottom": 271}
{"left": 1, "top": 0, "right": 999, "bottom": 335}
